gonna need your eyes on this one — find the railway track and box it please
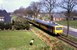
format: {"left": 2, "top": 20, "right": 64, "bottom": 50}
{"left": 57, "top": 35, "right": 77, "bottom": 48}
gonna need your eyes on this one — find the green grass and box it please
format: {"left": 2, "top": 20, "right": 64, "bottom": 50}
{"left": 56, "top": 20, "right": 77, "bottom": 28}
{"left": 0, "top": 30, "right": 48, "bottom": 50}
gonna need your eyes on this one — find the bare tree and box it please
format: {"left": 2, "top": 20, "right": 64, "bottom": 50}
{"left": 14, "top": 7, "right": 26, "bottom": 15}
{"left": 58, "top": 0, "right": 77, "bottom": 36}
{"left": 30, "top": 2, "right": 42, "bottom": 19}
{"left": 25, "top": 6, "right": 34, "bottom": 16}
{"left": 41, "top": 0, "right": 56, "bottom": 21}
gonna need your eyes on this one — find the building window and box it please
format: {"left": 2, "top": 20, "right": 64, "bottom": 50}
{"left": 0, "top": 18, "right": 4, "bottom": 21}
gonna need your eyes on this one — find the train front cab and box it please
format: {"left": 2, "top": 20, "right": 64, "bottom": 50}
{"left": 54, "top": 25, "right": 63, "bottom": 35}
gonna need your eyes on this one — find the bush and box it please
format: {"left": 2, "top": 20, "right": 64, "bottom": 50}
{"left": 12, "top": 16, "right": 30, "bottom": 30}
{"left": 4, "top": 23, "right": 12, "bottom": 30}
{"left": 0, "top": 22, "right": 4, "bottom": 30}
{"left": 0, "top": 22, "right": 12, "bottom": 30}
{"left": 14, "top": 21, "right": 30, "bottom": 30}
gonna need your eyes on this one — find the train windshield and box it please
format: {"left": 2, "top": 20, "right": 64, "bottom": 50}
{"left": 56, "top": 27, "right": 62, "bottom": 30}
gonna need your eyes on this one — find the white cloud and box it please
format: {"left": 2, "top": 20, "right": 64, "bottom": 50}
{"left": 0, "top": 0, "right": 39, "bottom": 12}
{"left": 0, "top": 0, "right": 3, "bottom": 4}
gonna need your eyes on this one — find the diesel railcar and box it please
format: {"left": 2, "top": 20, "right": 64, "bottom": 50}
{"left": 26, "top": 17, "right": 63, "bottom": 35}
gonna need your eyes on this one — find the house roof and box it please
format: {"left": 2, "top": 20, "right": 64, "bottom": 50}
{"left": 0, "top": 10, "right": 11, "bottom": 23}
{"left": 0, "top": 10, "right": 7, "bottom": 16}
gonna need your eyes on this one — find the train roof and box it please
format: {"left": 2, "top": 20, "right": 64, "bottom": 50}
{"left": 26, "top": 17, "right": 59, "bottom": 27}
{"left": 34, "top": 18, "right": 58, "bottom": 27}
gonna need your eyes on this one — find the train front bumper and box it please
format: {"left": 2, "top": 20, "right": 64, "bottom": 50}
{"left": 55, "top": 30, "right": 63, "bottom": 35}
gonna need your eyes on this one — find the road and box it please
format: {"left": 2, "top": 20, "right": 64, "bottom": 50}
{"left": 63, "top": 28, "right": 77, "bottom": 37}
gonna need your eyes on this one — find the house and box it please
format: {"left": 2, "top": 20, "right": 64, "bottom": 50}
{"left": 0, "top": 10, "right": 11, "bottom": 23}
{"left": 53, "top": 13, "right": 65, "bottom": 21}
{"left": 38, "top": 13, "right": 65, "bottom": 21}
{"left": 69, "top": 16, "right": 77, "bottom": 20}
{"left": 72, "top": 16, "right": 77, "bottom": 20}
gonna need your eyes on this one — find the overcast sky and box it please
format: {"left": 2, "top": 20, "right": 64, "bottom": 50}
{"left": 0, "top": 0, "right": 77, "bottom": 12}
{"left": 0, "top": 0, "right": 39, "bottom": 12}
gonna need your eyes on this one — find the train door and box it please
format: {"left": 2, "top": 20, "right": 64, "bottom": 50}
{"left": 47, "top": 26, "right": 51, "bottom": 31}
{"left": 48, "top": 26, "right": 54, "bottom": 33}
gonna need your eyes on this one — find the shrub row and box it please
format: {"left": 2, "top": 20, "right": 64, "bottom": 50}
{"left": 0, "top": 21, "right": 30, "bottom": 30}
{"left": 14, "top": 21, "right": 30, "bottom": 30}
{"left": 0, "top": 22, "right": 12, "bottom": 30}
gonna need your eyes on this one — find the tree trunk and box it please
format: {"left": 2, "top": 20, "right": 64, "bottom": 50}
{"left": 66, "top": 17, "right": 69, "bottom": 36}
{"left": 12, "top": 25, "right": 14, "bottom": 31}
{"left": 12, "top": 20, "right": 15, "bottom": 31}
{"left": 34, "top": 13, "right": 38, "bottom": 19}
{"left": 50, "top": 15, "right": 53, "bottom": 21}
{"left": 49, "top": 13, "right": 53, "bottom": 22}
{"left": 66, "top": 10, "right": 70, "bottom": 37}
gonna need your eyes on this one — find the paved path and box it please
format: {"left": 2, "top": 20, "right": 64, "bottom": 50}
{"left": 63, "top": 26, "right": 77, "bottom": 32}
{"left": 63, "top": 26, "right": 77, "bottom": 37}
